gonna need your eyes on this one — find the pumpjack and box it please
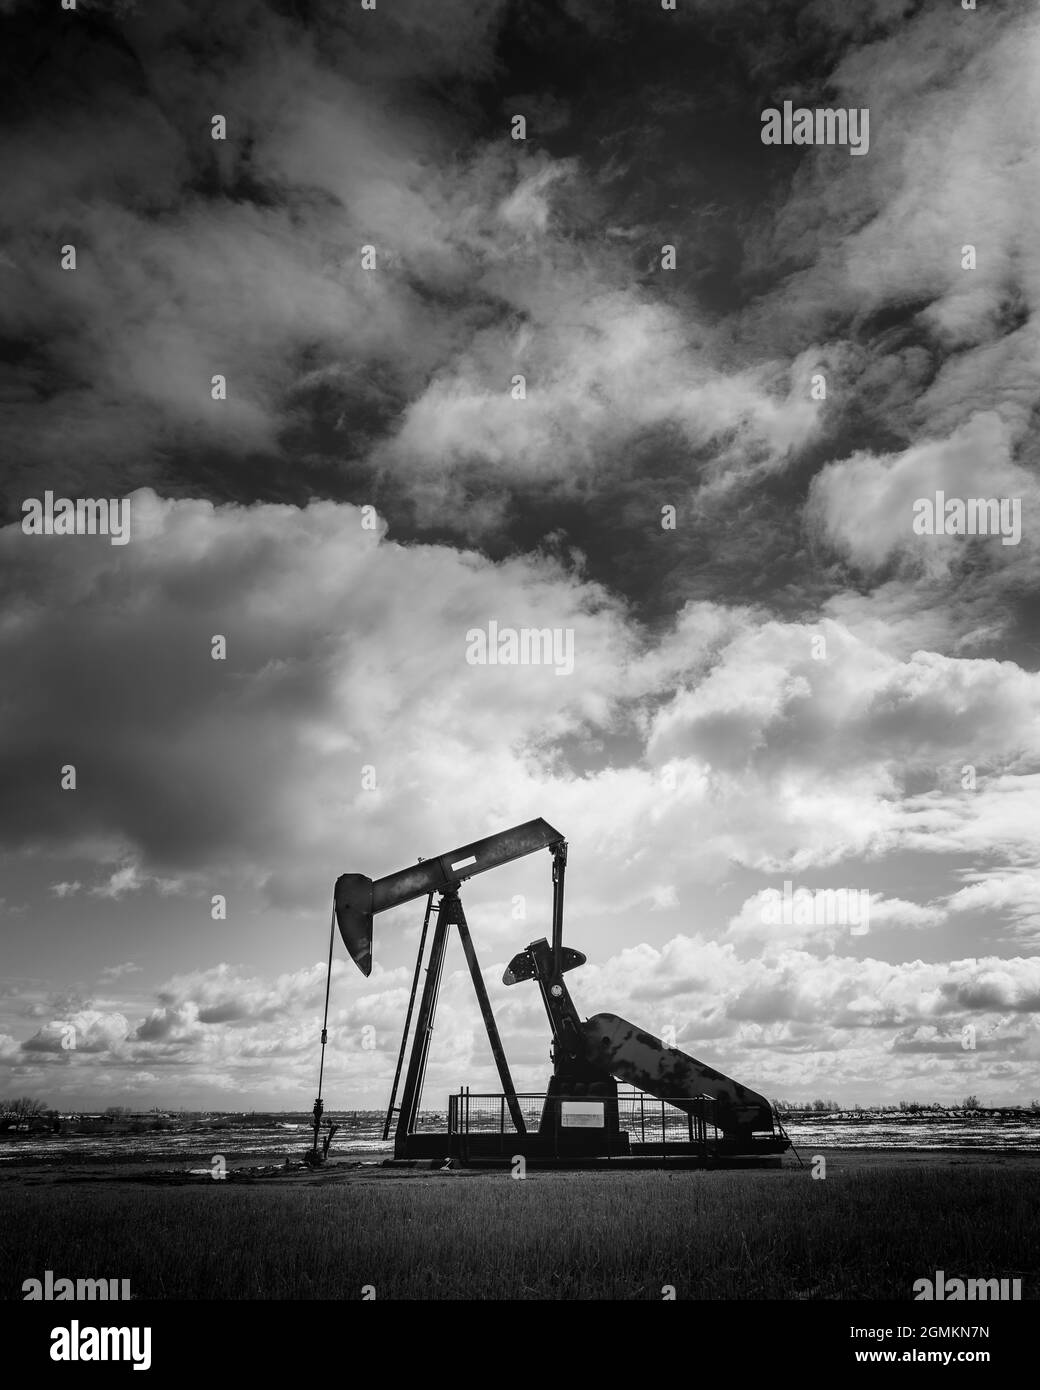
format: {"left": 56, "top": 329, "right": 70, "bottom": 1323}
{"left": 334, "top": 819, "right": 788, "bottom": 1165}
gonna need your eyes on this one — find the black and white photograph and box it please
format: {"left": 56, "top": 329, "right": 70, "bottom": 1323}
{"left": 1, "top": 0, "right": 1037, "bottom": 1361}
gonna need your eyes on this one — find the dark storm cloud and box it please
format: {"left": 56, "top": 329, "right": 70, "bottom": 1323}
{"left": 0, "top": 0, "right": 512, "bottom": 509}
{"left": 3, "top": 0, "right": 1035, "bottom": 631}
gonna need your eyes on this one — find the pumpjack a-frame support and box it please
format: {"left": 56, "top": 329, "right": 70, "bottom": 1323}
{"left": 334, "top": 818, "right": 566, "bottom": 1159}
{"left": 388, "top": 886, "right": 526, "bottom": 1157}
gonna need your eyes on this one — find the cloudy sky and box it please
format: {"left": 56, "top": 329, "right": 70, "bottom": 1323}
{"left": 2, "top": 0, "right": 1039, "bottom": 1113}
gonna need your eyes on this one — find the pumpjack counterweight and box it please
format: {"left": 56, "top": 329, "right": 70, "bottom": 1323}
{"left": 332, "top": 819, "right": 789, "bottom": 1166}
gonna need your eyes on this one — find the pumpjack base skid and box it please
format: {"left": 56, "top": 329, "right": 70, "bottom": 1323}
{"left": 392, "top": 1130, "right": 790, "bottom": 1166}
{"left": 386, "top": 1134, "right": 784, "bottom": 1167}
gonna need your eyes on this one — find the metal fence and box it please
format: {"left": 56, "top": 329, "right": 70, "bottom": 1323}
{"left": 618, "top": 1090, "right": 719, "bottom": 1145}
{"left": 447, "top": 1089, "right": 720, "bottom": 1145}
{"left": 447, "top": 1092, "right": 548, "bottom": 1136}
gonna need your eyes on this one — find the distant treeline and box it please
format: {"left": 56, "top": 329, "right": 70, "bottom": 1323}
{"left": 772, "top": 1096, "right": 1040, "bottom": 1115}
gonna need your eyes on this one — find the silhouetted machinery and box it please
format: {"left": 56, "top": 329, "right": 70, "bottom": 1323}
{"left": 334, "top": 820, "right": 789, "bottom": 1165}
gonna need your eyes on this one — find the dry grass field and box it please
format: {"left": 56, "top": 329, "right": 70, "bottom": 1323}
{"left": 2, "top": 1150, "right": 1037, "bottom": 1300}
